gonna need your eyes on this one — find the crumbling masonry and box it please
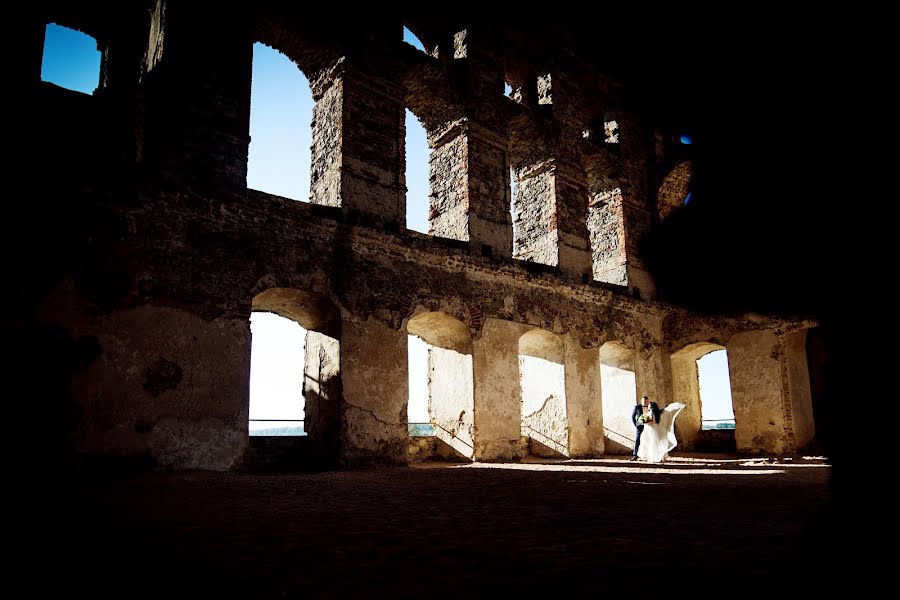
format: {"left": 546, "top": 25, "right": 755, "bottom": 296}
{"left": 19, "top": 1, "right": 817, "bottom": 470}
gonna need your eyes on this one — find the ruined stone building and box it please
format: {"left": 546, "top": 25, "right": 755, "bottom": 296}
{"left": 15, "top": 1, "right": 830, "bottom": 475}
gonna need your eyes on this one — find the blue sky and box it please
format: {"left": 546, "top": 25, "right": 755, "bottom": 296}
{"left": 41, "top": 23, "right": 100, "bottom": 94}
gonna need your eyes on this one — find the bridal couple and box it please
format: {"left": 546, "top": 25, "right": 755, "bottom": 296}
{"left": 630, "top": 395, "right": 686, "bottom": 463}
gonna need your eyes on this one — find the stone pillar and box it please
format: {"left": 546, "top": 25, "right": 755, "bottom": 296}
{"left": 555, "top": 163, "right": 593, "bottom": 278}
{"left": 512, "top": 159, "right": 591, "bottom": 279}
{"left": 429, "top": 122, "right": 513, "bottom": 258}
{"left": 564, "top": 338, "right": 603, "bottom": 457}
{"left": 586, "top": 150, "right": 627, "bottom": 286}
{"left": 727, "top": 330, "right": 792, "bottom": 454}
{"left": 310, "top": 65, "right": 405, "bottom": 228}
{"left": 472, "top": 319, "right": 525, "bottom": 461}
{"left": 141, "top": 0, "right": 253, "bottom": 190}
{"left": 303, "top": 331, "right": 342, "bottom": 466}
{"left": 669, "top": 349, "right": 702, "bottom": 451}
{"left": 618, "top": 112, "right": 657, "bottom": 299}
{"left": 785, "top": 330, "right": 815, "bottom": 450}
{"left": 510, "top": 69, "right": 591, "bottom": 279}
{"left": 340, "top": 316, "right": 408, "bottom": 465}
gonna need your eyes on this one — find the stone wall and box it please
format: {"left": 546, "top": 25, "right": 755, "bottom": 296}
{"left": 19, "top": 3, "right": 816, "bottom": 471}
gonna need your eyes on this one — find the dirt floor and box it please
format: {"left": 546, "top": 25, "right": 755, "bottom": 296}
{"left": 30, "top": 454, "right": 848, "bottom": 598}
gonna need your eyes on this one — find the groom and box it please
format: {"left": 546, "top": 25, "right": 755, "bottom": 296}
{"left": 630, "top": 395, "right": 661, "bottom": 461}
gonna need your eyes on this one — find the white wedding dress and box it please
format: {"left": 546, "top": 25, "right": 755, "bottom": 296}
{"left": 637, "top": 402, "right": 687, "bottom": 463}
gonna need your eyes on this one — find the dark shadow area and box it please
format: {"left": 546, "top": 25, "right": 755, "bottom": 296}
{"left": 37, "top": 463, "right": 833, "bottom": 598}
{"left": 694, "top": 429, "right": 737, "bottom": 453}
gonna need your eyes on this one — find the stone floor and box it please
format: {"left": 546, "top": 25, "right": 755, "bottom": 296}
{"left": 33, "top": 454, "right": 850, "bottom": 598}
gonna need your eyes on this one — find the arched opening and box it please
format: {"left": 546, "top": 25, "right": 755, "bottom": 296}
{"left": 405, "top": 108, "right": 432, "bottom": 234}
{"left": 406, "top": 312, "right": 474, "bottom": 461}
{"left": 698, "top": 349, "right": 735, "bottom": 430}
{"left": 599, "top": 342, "right": 638, "bottom": 454}
{"left": 658, "top": 161, "right": 693, "bottom": 222}
{"left": 41, "top": 23, "right": 101, "bottom": 94}
{"left": 249, "top": 312, "right": 307, "bottom": 436}
{"left": 247, "top": 42, "right": 314, "bottom": 201}
{"left": 519, "top": 329, "right": 568, "bottom": 457}
{"left": 248, "top": 288, "right": 341, "bottom": 468}
{"left": 671, "top": 342, "right": 735, "bottom": 452}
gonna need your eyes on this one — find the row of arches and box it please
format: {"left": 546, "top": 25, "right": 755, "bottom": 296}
{"left": 247, "top": 288, "right": 739, "bottom": 463}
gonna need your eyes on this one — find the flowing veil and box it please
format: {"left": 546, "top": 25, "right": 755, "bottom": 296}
{"left": 658, "top": 402, "right": 687, "bottom": 455}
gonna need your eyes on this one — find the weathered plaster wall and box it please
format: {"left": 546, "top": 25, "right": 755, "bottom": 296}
{"left": 473, "top": 319, "right": 527, "bottom": 461}
{"left": 429, "top": 346, "right": 475, "bottom": 459}
{"left": 785, "top": 330, "right": 815, "bottom": 450}
{"left": 727, "top": 330, "right": 789, "bottom": 455}
{"left": 341, "top": 316, "right": 409, "bottom": 465}
{"left": 522, "top": 394, "right": 569, "bottom": 457}
{"left": 670, "top": 346, "right": 704, "bottom": 451}
{"left": 564, "top": 339, "right": 603, "bottom": 457}
{"left": 38, "top": 286, "right": 250, "bottom": 470}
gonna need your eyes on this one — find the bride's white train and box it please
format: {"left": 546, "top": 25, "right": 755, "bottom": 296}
{"left": 637, "top": 402, "right": 687, "bottom": 463}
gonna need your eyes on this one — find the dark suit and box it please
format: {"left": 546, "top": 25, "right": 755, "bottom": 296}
{"left": 632, "top": 402, "right": 661, "bottom": 456}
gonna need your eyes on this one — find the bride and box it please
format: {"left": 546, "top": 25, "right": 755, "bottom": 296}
{"left": 637, "top": 401, "right": 687, "bottom": 463}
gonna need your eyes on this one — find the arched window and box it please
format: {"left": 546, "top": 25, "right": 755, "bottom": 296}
{"left": 247, "top": 42, "right": 314, "bottom": 201}
{"left": 249, "top": 289, "right": 341, "bottom": 448}
{"left": 407, "top": 312, "right": 475, "bottom": 460}
{"left": 697, "top": 349, "right": 735, "bottom": 430}
{"left": 599, "top": 342, "right": 638, "bottom": 453}
{"left": 249, "top": 312, "right": 307, "bottom": 436}
{"left": 519, "top": 329, "right": 568, "bottom": 457}
{"left": 41, "top": 23, "right": 101, "bottom": 94}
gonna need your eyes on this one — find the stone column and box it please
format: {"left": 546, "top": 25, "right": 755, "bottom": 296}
{"left": 784, "top": 330, "right": 815, "bottom": 450}
{"left": 340, "top": 316, "right": 408, "bottom": 465}
{"left": 472, "top": 319, "right": 525, "bottom": 461}
{"left": 618, "top": 112, "right": 657, "bottom": 299}
{"left": 727, "top": 330, "right": 792, "bottom": 454}
{"left": 429, "top": 122, "right": 513, "bottom": 258}
{"left": 564, "top": 338, "right": 604, "bottom": 457}
{"left": 140, "top": 0, "right": 253, "bottom": 190}
{"left": 310, "top": 65, "right": 405, "bottom": 229}
{"left": 512, "top": 159, "right": 592, "bottom": 279}
{"left": 586, "top": 150, "right": 627, "bottom": 286}
{"left": 669, "top": 349, "right": 702, "bottom": 451}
